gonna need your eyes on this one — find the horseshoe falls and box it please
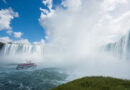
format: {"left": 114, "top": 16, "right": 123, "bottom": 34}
{"left": 105, "top": 30, "right": 130, "bottom": 60}
{"left": 1, "top": 30, "right": 130, "bottom": 63}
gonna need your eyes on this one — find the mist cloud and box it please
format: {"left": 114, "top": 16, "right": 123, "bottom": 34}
{"left": 39, "top": 0, "right": 130, "bottom": 53}
{"left": 38, "top": 0, "right": 130, "bottom": 79}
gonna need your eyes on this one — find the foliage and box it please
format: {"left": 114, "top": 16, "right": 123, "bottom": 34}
{"left": 52, "top": 76, "right": 130, "bottom": 90}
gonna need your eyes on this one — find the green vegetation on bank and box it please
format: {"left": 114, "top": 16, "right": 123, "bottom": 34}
{"left": 52, "top": 76, "right": 130, "bottom": 90}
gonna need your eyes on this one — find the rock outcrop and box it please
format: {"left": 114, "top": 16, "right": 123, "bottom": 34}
{"left": 0, "top": 42, "right": 4, "bottom": 50}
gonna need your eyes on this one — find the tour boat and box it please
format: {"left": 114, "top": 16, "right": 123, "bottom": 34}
{"left": 16, "top": 62, "right": 36, "bottom": 70}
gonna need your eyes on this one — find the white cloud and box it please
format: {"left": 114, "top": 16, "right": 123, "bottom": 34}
{"left": 39, "top": 7, "right": 54, "bottom": 19}
{"left": 39, "top": 0, "right": 54, "bottom": 22}
{"left": 6, "top": 30, "right": 13, "bottom": 35}
{"left": 14, "top": 32, "right": 23, "bottom": 38}
{"left": 0, "top": 36, "right": 45, "bottom": 45}
{"left": 14, "top": 39, "right": 30, "bottom": 44}
{"left": 0, "top": 8, "right": 19, "bottom": 31}
{"left": 0, "top": 36, "right": 31, "bottom": 44}
{"left": 0, "top": 37, "right": 12, "bottom": 43}
{"left": 111, "top": 11, "right": 130, "bottom": 35}
{"left": 102, "top": 0, "right": 128, "bottom": 11}
{"left": 33, "top": 39, "right": 45, "bottom": 45}
{"left": 92, "top": 11, "right": 130, "bottom": 43}
{"left": 42, "top": 0, "right": 53, "bottom": 10}
{"left": 62, "top": 0, "right": 82, "bottom": 11}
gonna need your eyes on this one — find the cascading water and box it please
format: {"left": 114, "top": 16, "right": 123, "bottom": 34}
{"left": 105, "top": 30, "right": 130, "bottom": 60}
{"left": 0, "top": 42, "right": 67, "bottom": 90}
{"left": 0, "top": 43, "right": 44, "bottom": 62}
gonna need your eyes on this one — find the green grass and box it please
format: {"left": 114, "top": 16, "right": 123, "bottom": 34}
{"left": 52, "top": 76, "right": 130, "bottom": 90}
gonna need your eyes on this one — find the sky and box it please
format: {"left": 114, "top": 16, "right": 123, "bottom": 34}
{"left": 0, "top": 0, "right": 62, "bottom": 43}
{"left": 0, "top": 0, "right": 130, "bottom": 44}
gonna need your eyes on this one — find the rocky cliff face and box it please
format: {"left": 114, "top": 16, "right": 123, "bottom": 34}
{"left": 0, "top": 42, "right": 4, "bottom": 50}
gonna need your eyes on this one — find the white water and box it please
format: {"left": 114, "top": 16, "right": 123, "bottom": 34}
{"left": 0, "top": 43, "right": 44, "bottom": 63}
{"left": 0, "top": 30, "right": 130, "bottom": 79}
{"left": 105, "top": 30, "right": 130, "bottom": 60}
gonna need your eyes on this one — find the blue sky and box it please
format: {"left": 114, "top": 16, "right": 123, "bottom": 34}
{"left": 0, "top": 0, "right": 130, "bottom": 44}
{"left": 0, "top": 0, "right": 62, "bottom": 42}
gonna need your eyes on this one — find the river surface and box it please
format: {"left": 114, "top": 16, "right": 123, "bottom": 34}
{"left": 0, "top": 64, "right": 67, "bottom": 90}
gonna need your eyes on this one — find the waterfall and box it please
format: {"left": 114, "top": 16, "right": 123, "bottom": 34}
{"left": 105, "top": 30, "right": 130, "bottom": 60}
{"left": 0, "top": 43, "right": 44, "bottom": 60}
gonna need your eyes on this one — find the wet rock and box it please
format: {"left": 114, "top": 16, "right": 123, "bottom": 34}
{"left": 0, "top": 42, "right": 4, "bottom": 50}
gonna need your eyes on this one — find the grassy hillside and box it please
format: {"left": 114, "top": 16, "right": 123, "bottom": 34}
{"left": 52, "top": 76, "right": 130, "bottom": 90}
